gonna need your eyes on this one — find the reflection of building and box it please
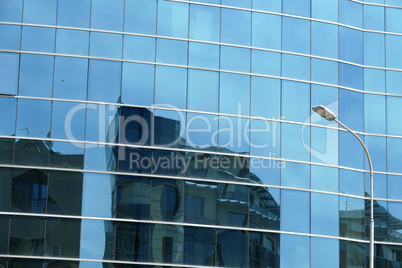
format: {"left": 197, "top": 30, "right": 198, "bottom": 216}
{"left": 107, "top": 106, "right": 280, "bottom": 267}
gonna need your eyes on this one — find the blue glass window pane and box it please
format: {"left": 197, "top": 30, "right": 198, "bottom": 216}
{"left": 311, "top": 193, "right": 339, "bottom": 236}
{"left": 364, "top": 6, "right": 384, "bottom": 31}
{"left": 121, "top": 63, "right": 154, "bottom": 106}
{"left": 249, "top": 187, "right": 280, "bottom": 230}
{"left": 339, "top": 27, "right": 363, "bottom": 64}
{"left": 311, "top": 165, "right": 338, "bottom": 193}
{"left": 250, "top": 159, "right": 281, "bottom": 186}
{"left": 339, "top": 0, "right": 363, "bottom": 28}
{"left": 56, "top": 29, "right": 89, "bottom": 56}
{"left": 221, "top": 9, "right": 251, "bottom": 46}
{"left": 154, "top": 66, "right": 187, "bottom": 109}
{"left": 281, "top": 189, "right": 310, "bottom": 233}
{"left": 253, "top": 0, "right": 281, "bottom": 12}
{"left": 51, "top": 101, "right": 86, "bottom": 141}
{"left": 54, "top": 57, "right": 88, "bottom": 101}
{"left": 16, "top": 99, "right": 51, "bottom": 138}
{"left": 249, "top": 119, "right": 280, "bottom": 158}
{"left": 220, "top": 46, "right": 250, "bottom": 73}
{"left": 57, "top": 0, "right": 91, "bottom": 28}
{"left": 311, "top": 22, "right": 338, "bottom": 59}
{"left": 281, "top": 234, "right": 310, "bottom": 268}
{"left": 217, "top": 230, "right": 246, "bottom": 267}
{"left": 189, "top": 4, "right": 220, "bottom": 42}
{"left": 311, "top": 85, "right": 339, "bottom": 126}
{"left": 150, "top": 224, "right": 183, "bottom": 264}
{"left": 340, "top": 169, "right": 364, "bottom": 197}
{"left": 251, "top": 50, "right": 281, "bottom": 76}
{"left": 339, "top": 63, "right": 363, "bottom": 91}
{"left": 388, "top": 175, "right": 402, "bottom": 200}
{"left": 123, "top": 36, "right": 155, "bottom": 62}
{"left": 188, "top": 70, "right": 218, "bottom": 113}
{"left": 0, "top": 0, "right": 23, "bottom": 22}
{"left": 125, "top": 0, "right": 157, "bottom": 35}
{"left": 222, "top": 0, "right": 251, "bottom": 8}
{"left": 85, "top": 104, "right": 119, "bottom": 143}
{"left": 188, "top": 42, "right": 219, "bottom": 69}
{"left": 21, "top": 26, "right": 55, "bottom": 53}
{"left": 364, "top": 94, "right": 385, "bottom": 134}
{"left": 218, "top": 117, "right": 250, "bottom": 154}
{"left": 0, "top": 52, "right": 19, "bottom": 95}
{"left": 364, "top": 33, "right": 385, "bottom": 67}
{"left": 151, "top": 178, "right": 184, "bottom": 223}
{"left": 91, "top": 0, "right": 124, "bottom": 31}
{"left": 157, "top": 1, "right": 189, "bottom": 38}
{"left": 339, "top": 131, "right": 364, "bottom": 170}
{"left": 252, "top": 13, "right": 281, "bottom": 50}
{"left": 153, "top": 109, "right": 186, "bottom": 149}
{"left": 311, "top": 126, "right": 339, "bottom": 165}
{"left": 90, "top": 32, "right": 122, "bottom": 59}
{"left": 251, "top": 77, "right": 280, "bottom": 118}
{"left": 281, "top": 123, "right": 310, "bottom": 161}
{"left": 311, "top": 0, "right": 338, "bottom": 21}
{"left": 387, "top": 96, "right": 402, "bottom": 135}
{"left": 0, "top": 98, "right": 16, "bottom": 136}
{"left": 14, "top": 139, "right": 49, "bottom": 167}
{"left": 386, "top": 7, "right": 402, "bottom": 34}
{"left": 365, "top": 136, "right": 386, "bottom": 172}
{"left": 49, "top": 141, "right": 84, "bottom": 169}
{"left": 388, "top": 202, "right": 402, "bottom": 242}
{"left": 19, "top": 54, "right": 53, "bottom": 98}
{"left": 186, "top": 113, "right": 218, "bottom": 149}
{"left": 387, "top": 137, "right": 402, "bottom": 174}
{"left": 386, "top": 35, "right": 402, "bottom": 69}
{"left": 282, "top": 54, "right": 310, "bottom": 81}
{"left": 311, "top": 237, "right": 339, "bottom": 268}
{"left": 387, "top": 70, "right": 402, "bottom": 94}
{"left": 84, "top": 144, "right": 117, "bottom": 172}
{"left": 281, "top": 162, "right": 309, "bottom": 189}
{"left": 282, "top": 81, "right": 310, "bottom": 123}
{"left": 156, "top": 39, "right": 188, "bottom": 65}
{"left": 88, "top": 60, "right": 121, "bottom": 103}
{"left": 283, "top": 0, "right": 310, "bottom": 16}
{"left": 80, "top": 219, "right": 114, "bottom": 259}
{"left": 365, "top": 68, "right": 385, "bottom": 93}
{"left": 282, "top": 17, "right": 310, "bottom": 54}
{"left": 220, "top": 73, "right": 250, "bottom": 116}
{"left": 183, "top": 227, "right": 215, "bottom": 266}
{"left": 0, "top": 25, "right": 21, "bottom": 50}
{"left": 23, "top": 0, "right": 56, "bottom": 25}
{"left": 372, "top": 174, "right": 386, "bottom": 199}
{"left": 217, "top": 184, "right": 248, "bottom": 227}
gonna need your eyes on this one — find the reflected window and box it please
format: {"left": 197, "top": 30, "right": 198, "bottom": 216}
{"left": 45, "top": 218, "right": 80, "bottom": 258}
{"left": 217, "top": 183, "right": 248, "bottom": 227}
{"left": 153, "top": 109, "right": 185, "bottom": 148}
{"left": 115, "top": 222, "right": 149, "bottom": 262}
{"left": 184, "top": 226, "right": 215, "bottom": 266}
{"left": 217, "top": 230, "right": 247, "bottom": 267}
{"left": 85, "top": 104, "right": 119, "bottom": 143}
{"left": 218, "top": 117, "right": 250, "bottom": 154}
{"left": 388, "top": 202, "right": 402, "bottom": 243}
{"left": 150, "top": 224, "right": 183, "bottom": 264}
{"left": 151, "top": 178, "right": 183, "bottom": 222}
{"left": 118, "top": 106, "right": 152, "bottom": 146}
{"left": 364, "top": 68, "right": 385, "bottom": 93}
{"left": 185, "top": 181, "right": 216, "bottom": 225}
{"left": 116, "top": 176, "right": 151, "bottom": 220}
{"left": 9, "top": 216, "right": 45, "bottom": 256}
{"left": 340, "top": 196, "right": 365, "bottom": 240}
{"left": 118, "top": 147, "right": 152, "bottom": 174}
{"left": 0, "top": 52, "right": 19, "bottom": 95}
{"left": 340, "top": 241, "right": 366, "bottom": 267}
{"left": 14, "top": 139, "right": 49, "bottom": 167}
{"left": 249, "top": 187, "right": 280, "bottom": 230}
{"left": 0, "top": 168, "right": 12, "bottom": 212}
{"left": 249, "top": 231, "right": 279, "bottom": 268}
{"left": 0, "top": 98, "right": 17, "bottom": 136}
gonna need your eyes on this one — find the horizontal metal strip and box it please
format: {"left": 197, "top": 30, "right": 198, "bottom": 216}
{"left": 0, "top": 20, "right": 401, "bottom": 74}
{"left": 349, "top": 0, "right": 402, "bottom": 9}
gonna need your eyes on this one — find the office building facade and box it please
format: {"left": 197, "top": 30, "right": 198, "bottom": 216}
{"left": 0, "top": 0, "right": 402, "bottom": 267}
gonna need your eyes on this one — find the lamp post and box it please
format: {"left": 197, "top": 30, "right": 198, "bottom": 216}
{"left": 312, "top": 105, "right": 374, "bottom": 268}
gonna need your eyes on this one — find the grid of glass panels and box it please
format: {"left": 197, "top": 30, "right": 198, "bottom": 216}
{"left": 1, "top": 0, "right": 402, "bottom": 267}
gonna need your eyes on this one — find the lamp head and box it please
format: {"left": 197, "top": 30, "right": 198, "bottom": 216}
{"left": 312, "top": 105, "right": 336, "bottom": 121}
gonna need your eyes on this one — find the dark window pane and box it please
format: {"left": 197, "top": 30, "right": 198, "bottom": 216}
{"left": 115, "top": 222, "right": 149, "bottom": 262}
{"left": 0, "top": 138, "right": 14, "bottom": 165}
{"left": 340, "top": 196, "right": 365, "bottom": 240}
{"left": 184, "top": 226, "right": 215, "bottom": 266}
{"left": 45, "top": 218, "right": 81, "bottom": 258}
{"left": 0, "top": 168, "right": 12, "bottom": 212}
{"left": 9, "top": 216, "right": 45, "bottom": 256}
{"left": 150, "top": 224, "right": 183, "bottom": 264}
{"left": 48, "top": 171, "right": 83, "bottom": 216}
{"left": 116, "top": 175, "right": 151, "bottom": 220}
{"left": 14, "top": 139, "right": 49, "bottom": 167}
{"left": 340, "top": 241, "right": 366, "bottom": 268}
{"left": 388, "top": 202, "right": 402, "bottom": 243}
{"left": 249, "top": 186, "right": 280, "bottom": 230}
{"left": 11, "top": 169, "right": 47, "bottom": 213}
{"left": 151, "top": 178, "right": 184, "bottom": 222}
{"left": 249, "top": 231, "right": 279, "bottom": 268}
{"left": 0, "top": 216, "right": 9, "bottom": 254}
{"left": 217, "top": 183, "right": 248, "bottom": 227}
{"left": 185, "top": 181, "right": 216, "bottom": 225}
{"left": 153, "top": 109, "right": 185, "bottom": 148}
{"left": 217, "top": 229, "right": 248, "bottom": 267}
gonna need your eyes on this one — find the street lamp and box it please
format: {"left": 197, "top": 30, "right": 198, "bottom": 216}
{"left": 312, "top": 105, "right": 374, "bottom": 268}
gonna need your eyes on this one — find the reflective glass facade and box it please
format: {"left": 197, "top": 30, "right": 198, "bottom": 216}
{"left": 1, "top": 0, "right": 402, "bottom": 267}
